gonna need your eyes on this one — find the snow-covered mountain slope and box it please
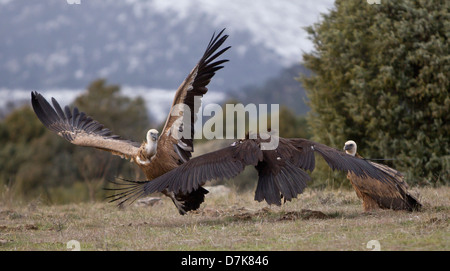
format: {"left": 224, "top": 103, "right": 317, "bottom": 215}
{"left": 0, "top": 0, "right": 334, "bottom": 90}
{"left": 0, "top": 0, "right": 334, "bottom": 122}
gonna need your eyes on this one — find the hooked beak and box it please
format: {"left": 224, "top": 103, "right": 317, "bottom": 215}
{"left": 344, "top": 145, "right": 352, "bottom": 151}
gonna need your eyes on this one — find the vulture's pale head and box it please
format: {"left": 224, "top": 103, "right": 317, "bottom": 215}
{"left": 344, "top": 140, "right": 357, "bottom": 156}
{"left": 147, "top": 129, "right": 159, "bottom": 142}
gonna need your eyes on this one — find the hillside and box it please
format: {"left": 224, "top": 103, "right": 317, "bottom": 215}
{"left": 230, "top": 64, "right": 311, "bottom": 116}
{"left": 0, "top": 0, "right": 333, "bottom": 91}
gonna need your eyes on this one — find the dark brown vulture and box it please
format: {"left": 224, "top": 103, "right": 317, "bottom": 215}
{"left": 108, "top": 134, "right": 408, "bottom": 211}
{"left": 31, "top": 29, "right": 230, "bottom": 215}
{"left": 343, "top": 140, "right": 421, "bottom": 212}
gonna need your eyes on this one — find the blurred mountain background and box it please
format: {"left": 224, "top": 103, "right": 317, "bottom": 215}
{"left": 0, "top": 0, "right": 333, "bottom": 121}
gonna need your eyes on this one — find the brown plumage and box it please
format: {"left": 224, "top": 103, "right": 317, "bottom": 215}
{"left": 343, "top": 140, "right": 421, "bottom": 212}
{"left": 111, "top": 135, "right": 407, "bottom": 210}
{"left": 31, "top": 29, "right": 230, "bottom": 215}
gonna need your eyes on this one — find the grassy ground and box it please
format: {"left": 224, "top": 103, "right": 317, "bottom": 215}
{"left": 0, "top": 186, "right": 448, "bottom": 251}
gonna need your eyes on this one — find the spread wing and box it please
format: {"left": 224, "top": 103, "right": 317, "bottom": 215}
{"left": 31, "top": 91, "right": 141, "bottom": 160}
{"left": 157, "top": 29, "right": 230, "bottom": 163}
{"left": 289, "top": 138, "right": 400, "bottom": 186}
{"left": 108, "top": 138, "right": 311, "bottom": 206}
{"left": 107, "top": 139, "right": 261, "bottom": 206}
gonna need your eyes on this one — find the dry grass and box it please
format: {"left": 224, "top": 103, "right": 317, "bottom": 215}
{"left": 0, "top": 186, "right": 448, "bottom": 251}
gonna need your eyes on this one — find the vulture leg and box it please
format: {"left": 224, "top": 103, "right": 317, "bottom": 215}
{"left": 163, "top": 190, "right": 187, "bottom": 215}
{"left": 348, "top": 178, "right": 380, "bottom": 212}
{"left": 162, "top": 187, "right": 208, "bottom": 215}
{"left": 361, "top": 194, "right": 380, "bottom": 212}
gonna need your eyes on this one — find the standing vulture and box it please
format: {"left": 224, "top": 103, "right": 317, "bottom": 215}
{"left": 31, "top": 29, "right": 230, "bottom": 215}
{"left": 343, "top": 140, "right": 421, "bottom": 211}
{"left": 108, "top": 134, "right": 408, "bottom": 211}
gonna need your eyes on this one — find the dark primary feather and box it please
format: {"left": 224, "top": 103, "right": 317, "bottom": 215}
{"left": 31, "top": 91, "right": 141, "bottom": 157}
{"left": 163, "top": 140, "right": 261, "bottom": 194}
{"left": 255, "top": 157, "right": 310, "bottom": 205}
{"left": 159, "top": 28, "right": 231, "bottom": 163}
{"left": 253, "top": 137, "right": 311, "bottom": 205}
{"left": 105, "top": 177, "right": 209, "bottom": 212}
{"left": 180, "top": 30, "right": 230, "bottom": 143}
{"left": 105, "top": 177, "right": 149, "bottom": 206}
{"left": 290, "top": 139, "right": 399, "bottom": 186}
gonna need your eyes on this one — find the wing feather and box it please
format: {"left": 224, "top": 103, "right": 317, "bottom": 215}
{"left": 290, "top": 138, "right": 399, "bottom": 186}
{"left": 157, "top": 29, "right": 230, "bottom": 163}
{"left": 31, "top": 91, "right": 141, "bottom": 160}
{"left": 347, "top": 169, "right": 421, "bottom": 211}
{"left": 254, "top": 146, "right": 311, "bottom": 205}
{"left": 107, "top": 138, "right": 310, "bottom": 207}
{"left": 107, "top": 140, "right": 261, "bottom": 206}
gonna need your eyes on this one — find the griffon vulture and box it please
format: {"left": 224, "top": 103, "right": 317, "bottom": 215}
{"left": 108, "top": 134, "right": 406, "bottom": 210}
{"left": 31, "top": 29, "right": 230, "bottom": 215}
{"left": 343, "top": 140, "right": 421, "bottom": 211}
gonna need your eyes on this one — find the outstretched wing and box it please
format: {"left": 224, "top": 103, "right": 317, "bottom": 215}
{"left": 157, "top": 29, "right": 230, "bottom": 163}
{"left": 107, "top": 139, "right": 262, "bottom": 206}
{"left": 107, "top": 138, "right": 311, "bottom": 207}
{"left": 31, "top": 91, "right": 141, "bottom": 160}
{"left": 290, "top": 138, "right": 399, "bottom": 186}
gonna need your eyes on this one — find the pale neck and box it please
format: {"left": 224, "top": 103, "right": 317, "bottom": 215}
{"left": 145, "top": 140, "right": 157, "bottom": 156}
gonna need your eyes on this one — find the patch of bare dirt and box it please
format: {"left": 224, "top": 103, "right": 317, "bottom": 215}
{"left": 0, "top": 224, "right": 38, "bottom": 231}
{"left": 192, "top": 206, "right": 329, "bottom": 221}
{"left": 279, "top": 209, "right": 329, "bottom": 220}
